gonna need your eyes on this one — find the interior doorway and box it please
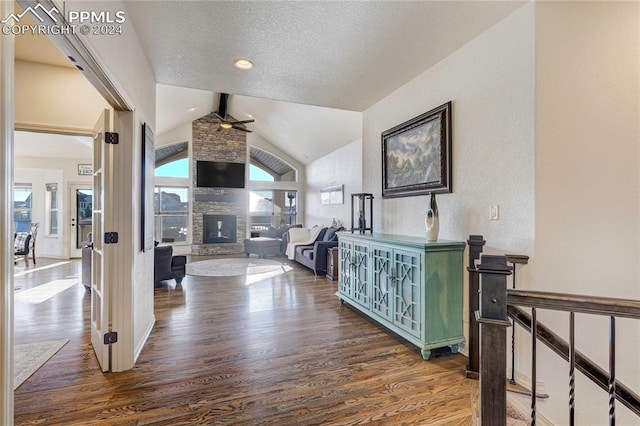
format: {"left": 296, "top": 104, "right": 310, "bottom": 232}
{"left": 69, "top": 184, "right": 92, "bottom": 258}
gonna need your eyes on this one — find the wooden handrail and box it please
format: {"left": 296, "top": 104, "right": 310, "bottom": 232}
{"left": 508, "top": 289, "right": 640, "bottom": 319}
{"left": 474, "top": 249, "right": 640, "bottom": 424}
{"left": 509, "top": 305, "right": 640, "bottom": 417}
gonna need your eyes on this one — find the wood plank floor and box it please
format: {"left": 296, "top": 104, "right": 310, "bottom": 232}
{"left": 13, "top": 256, "right": 473, "bottom": 425}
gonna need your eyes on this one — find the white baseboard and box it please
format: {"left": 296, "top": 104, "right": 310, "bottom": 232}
{"left": 134, "top": 316, "right": 155, "bottom": 363}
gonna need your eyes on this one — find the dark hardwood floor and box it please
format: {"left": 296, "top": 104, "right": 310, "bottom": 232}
{"left": 13, "top": 255, "right": 472, "bottom": 425}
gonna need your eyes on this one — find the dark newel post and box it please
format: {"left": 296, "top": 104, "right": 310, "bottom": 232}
{"left": 476, "top": 254, "right": 511, "bottom": 426}
{"left": 466, "top": 235, "right": 486, "bottom": 379}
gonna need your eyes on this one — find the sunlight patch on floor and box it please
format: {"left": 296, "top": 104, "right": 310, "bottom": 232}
{"left": 15, "top": 279, "right": 79, "bottom": 304}
{"left": 244, "top": 264, "right": 293, "bottom": 286}
{"left": 14, "top": 261, "right": 71, "bottom": 278}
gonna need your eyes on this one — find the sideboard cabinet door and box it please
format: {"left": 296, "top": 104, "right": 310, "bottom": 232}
{"left": 392, "top": 248, "right": 422, "bottom": 339}
{"left": 371, "top": 244, "right": 393, "bottom": 321}
{"left": 338, "top": 239, "right": 353, "bottom": 300}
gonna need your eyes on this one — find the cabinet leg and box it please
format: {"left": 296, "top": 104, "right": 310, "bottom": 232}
{"left": 450, "top": 344, "right": 460, "bottom": 354}
{"left": 339, "top": 298, "right": 344, "bottom": 305}
{"left": 421, "top": 349, "right": 431, "bottom": 360}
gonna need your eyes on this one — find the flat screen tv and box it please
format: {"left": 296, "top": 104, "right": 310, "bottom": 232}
{"left": 196, "top": 161, "right": 246, "bottom": 188}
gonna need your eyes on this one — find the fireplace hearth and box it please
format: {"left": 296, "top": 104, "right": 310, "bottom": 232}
{"left": 203, "top": 215, "right": 237, "bottom": 244}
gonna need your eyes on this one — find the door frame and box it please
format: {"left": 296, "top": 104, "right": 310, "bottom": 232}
{"left": 68, "top": 183, "right": 93, "bottom": 258}
{"left": 0, "top": 1, "right": 15, "bottom": 423}
{"left": 2, "top": 0, "right": 142, "bottom": 420}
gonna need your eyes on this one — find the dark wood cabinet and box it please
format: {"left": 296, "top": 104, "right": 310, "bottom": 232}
{"left": 326, "top": 247, "right": 338, "bottom": 281}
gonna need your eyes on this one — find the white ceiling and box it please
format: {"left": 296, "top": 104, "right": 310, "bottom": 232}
{"left": 124, "top": 1, "right": 525, "bottom": 111}
{"left": 14, "top": 1, "right": 526, "bottom": 165}
{"left": 14, "top": 131, "right": 92, "bottom": 159}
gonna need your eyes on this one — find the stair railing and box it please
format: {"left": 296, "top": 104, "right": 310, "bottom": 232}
{"left": 475, "top": 254, "right": 640, "bottom": 425}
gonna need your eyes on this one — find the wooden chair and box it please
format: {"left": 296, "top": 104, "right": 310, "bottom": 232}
{"left": 14, "top": 232, "right": 32, "bottom": 266}
{"left": 28, "top": 223, "right": 39, "bottom": 265}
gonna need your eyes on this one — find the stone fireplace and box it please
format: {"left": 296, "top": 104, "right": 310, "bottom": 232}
{"left": 191, "top": 112, "right": 246, "bottom": 255}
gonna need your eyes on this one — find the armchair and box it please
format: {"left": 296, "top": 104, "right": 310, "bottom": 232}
{"left": 154, "top": 245, "right": 186, "bottom": 285}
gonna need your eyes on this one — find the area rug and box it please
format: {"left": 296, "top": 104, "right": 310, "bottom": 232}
{"left": 14, "top": 339, "right": 69, "bottom": 389}
{"left": 186, "top": 258, "right": 286, "bottom": 277}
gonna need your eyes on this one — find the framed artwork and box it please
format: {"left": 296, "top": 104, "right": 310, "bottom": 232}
{"left": 141, "top": 123, "right": 155, "bottom": 252}
{"left": 77, "top": 164, "right": 92, "bottom": 176}
{"left": 381, "top": 101, "right": 452, "bottom": 198}
{"left": 321, "top": 185, "right": 344, "bottom": 205}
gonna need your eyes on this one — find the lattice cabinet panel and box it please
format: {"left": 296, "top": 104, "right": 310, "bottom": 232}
{"left": 371, "top": 245, "right": 393, "bottom": 321}
{"left": 351, "top": 242, "right": 370, "bottom": 308}
{"left": 393, "top": 249, "right": 421, "bottom": 338}
{"left": 338, "top": 239, "right": 353, "bottom": 298}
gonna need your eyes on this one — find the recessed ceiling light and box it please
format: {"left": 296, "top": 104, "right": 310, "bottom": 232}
{"left": 233, "top": 58, "right": 253, "bottom": 70}
{"left": 187, "top": 107, "right": 197, "bottom": 112}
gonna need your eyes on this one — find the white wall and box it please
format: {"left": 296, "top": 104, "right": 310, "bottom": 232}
{"left": 363, "top": 5, "right": 535, "bottom": 255}
{"left": 532, "top": 2, "right": 640, "bottom": 424}
{"left": 15, "top": 60, "right": 110, "bottom": 132}
{"left": 305, "top": 139, "right": 362, "bottom": 228}
{"left": 156, "top": 122, "right": 191, "bottom": 148}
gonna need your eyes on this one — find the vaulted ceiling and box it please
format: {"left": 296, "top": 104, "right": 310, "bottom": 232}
{"left": 14, "top": 1, "right": 526, "bottom": 164}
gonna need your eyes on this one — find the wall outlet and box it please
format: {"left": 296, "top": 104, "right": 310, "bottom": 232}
{"left": 490, "top": 205, "right": 499, "bottom": 220}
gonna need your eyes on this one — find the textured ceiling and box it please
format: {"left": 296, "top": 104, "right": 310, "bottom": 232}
{"left": 124, "top": 1, "right": 526, "bottom": 111}
{"left": 13, "top": 1, "right": 526, "bottom": 165}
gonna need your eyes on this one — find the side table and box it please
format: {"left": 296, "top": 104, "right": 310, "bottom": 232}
{"left": 326, "top": 247, "right": 338, "bottom": 281}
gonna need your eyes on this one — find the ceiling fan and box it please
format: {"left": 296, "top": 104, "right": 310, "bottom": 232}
{"left": 215, "top": 93, "right": 254, "bottom": 133}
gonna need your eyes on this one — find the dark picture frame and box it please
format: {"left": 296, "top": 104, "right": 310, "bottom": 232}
{"left": 141, "top": 123, "right": 155, "bottom": 252}
{"left": 381, "top": 101, "right": 452, "bottom": 198}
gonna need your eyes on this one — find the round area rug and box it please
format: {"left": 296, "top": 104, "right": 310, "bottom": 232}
{"left": 186, "top": 258, "right": 285, "bottom": 277}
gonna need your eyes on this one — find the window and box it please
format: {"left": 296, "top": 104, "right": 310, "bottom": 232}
{"left": 154, "top": 186, "right": 188, "bottom": 243}
{"left": 155, "top": 158, "right": 188, "bottom": 178}
{"left": 249, "top": 147, "right": 297, "bottom": 182}
{"left": 14, "top": 183, "right": 32, "bottom": 232}
{"left": 45, "top": 183, "right": 58, "bottom": 235}
{"left": 249, "top": 190, "right": 297, "bottom": 236}
{"left": 249, "top": 164, "right": 275, "bottom": 182}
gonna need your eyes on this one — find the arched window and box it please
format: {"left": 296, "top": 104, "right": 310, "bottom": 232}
{"left": 155, "top": 158, "right": 188, "bottom": 178}
{"left": 155, "top": 142, "right": 189, "bottom": 243}
{"left": 249, "top": 147, "right": 296, "bottom": 182}
{"left": 249, "top": 164, "right": 275, "bottom": 181}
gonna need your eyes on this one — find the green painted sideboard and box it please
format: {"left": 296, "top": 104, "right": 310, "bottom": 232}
{"left": 336, "top": 232, "right": 466, "bottom": 360}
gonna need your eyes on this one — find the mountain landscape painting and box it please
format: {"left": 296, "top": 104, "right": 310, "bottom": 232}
{"left": 385, "top": 117, "right": 441, "bottom": 188}
{"left": 382, "top": 101, "right": 452, "bottom": 198}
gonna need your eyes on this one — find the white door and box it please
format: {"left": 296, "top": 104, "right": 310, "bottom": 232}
{"left": 69, "top": 184, "right": 92, "bottom": 258}
{"left": 91, "top": 110, "right": 111, "bottom": 372}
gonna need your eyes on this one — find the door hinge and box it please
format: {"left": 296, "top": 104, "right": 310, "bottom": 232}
{"left": 104, "top": 232, "right": 119, "bottom": 244}
{"left": 105, "top": 132, "right": 119, "bottom": 144}
{"left": 103, "top": 331, "right": 118, "bottom": 345}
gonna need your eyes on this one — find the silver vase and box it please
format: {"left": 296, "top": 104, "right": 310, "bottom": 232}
{"left": 425, "top": 192, "right": 439, "bottom": 241}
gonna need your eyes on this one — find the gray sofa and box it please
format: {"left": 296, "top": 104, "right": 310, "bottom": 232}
{"left": 291, "top": 226, "right": 343, "bottom": 275}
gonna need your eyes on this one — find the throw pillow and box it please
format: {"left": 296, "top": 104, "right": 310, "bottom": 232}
{"left": 14, "top": 232, "right": 29, "bottom": 252}
{"left": 323, "top": 227, "right": 338, "bottom": 242}
{"left": 288, "top": 227, "right": 310, "bottom": 243}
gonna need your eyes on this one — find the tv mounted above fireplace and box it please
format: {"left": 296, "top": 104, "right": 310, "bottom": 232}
{"left": 196, "top": 161, "right": 245, "bottom": 188}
